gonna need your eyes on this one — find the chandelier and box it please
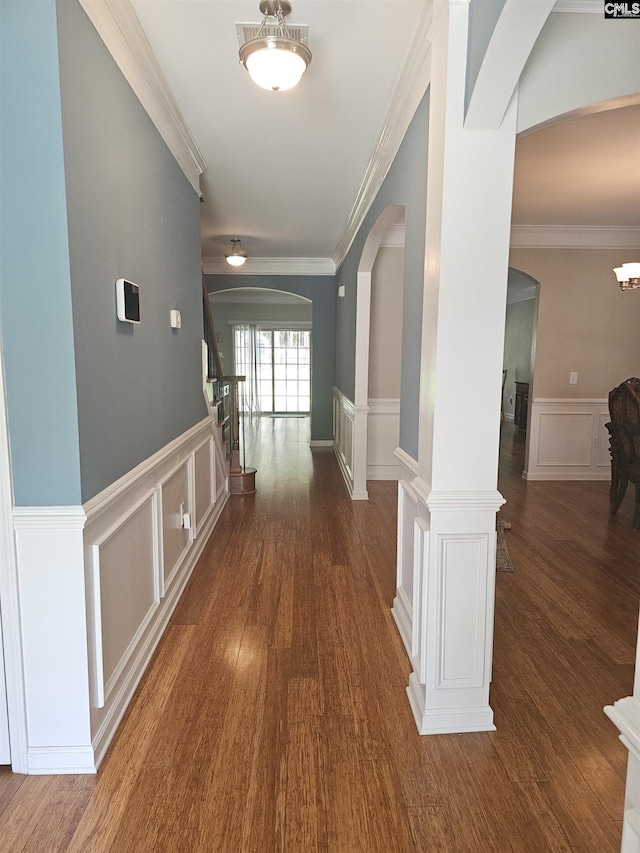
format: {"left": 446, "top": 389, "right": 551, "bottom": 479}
{"left": 613, "top": 263, "right": 640, "bottom": 291}
{"left": 239, "top": 1, "right": 311, "bottom": 92}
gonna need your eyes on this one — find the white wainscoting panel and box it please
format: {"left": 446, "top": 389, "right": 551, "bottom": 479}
{"left": 367, "top": 398, "right": 400, "bottom": 480}
{"left": 90, "top": 491, "right": 158, "bottom": 709}
{"left": 392, "top": 480, "right": 418, "bottom": 658}
{"left": 160, "top": 462, "right": 192, "bottom": 596}
{"left": 525, "top": 399, "right": 611, "bottom": 480}
{"left": 437, "top": 534, "right": 489, "bottom": 689}
{"left": 194, "top": 437, "right": 214, "bottom": 533}
{"left": 85, "top": 416, "right": 228, "bottom": 769}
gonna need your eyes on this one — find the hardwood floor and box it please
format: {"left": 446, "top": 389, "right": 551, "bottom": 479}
{"left": 0, "top": 416, "right": 638, "bottom": 851}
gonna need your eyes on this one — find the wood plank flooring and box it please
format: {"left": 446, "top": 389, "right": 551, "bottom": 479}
{"left": 0, "top": 416, "right": 638, "bottom": 851}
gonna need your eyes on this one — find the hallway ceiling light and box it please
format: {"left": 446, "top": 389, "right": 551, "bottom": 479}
{"left": 225, "top": 239, "right": 247, "bottom": 267}
{"left": 613, "top": 262, "right": 640, "bottom": 290}
{"left": 239, "top": 1, "right": 311, "bottom": 92}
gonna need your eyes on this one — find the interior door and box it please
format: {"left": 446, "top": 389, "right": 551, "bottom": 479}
{"left": 0, "top": 609, "right": 11, "bottom": 764}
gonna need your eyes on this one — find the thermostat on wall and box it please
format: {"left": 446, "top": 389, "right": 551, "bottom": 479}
{"left": 116, "top": 278, "right": 140, "bottom": 323}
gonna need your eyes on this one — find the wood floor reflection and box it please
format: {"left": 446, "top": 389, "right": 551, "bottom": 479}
{"left": 0, "top": 416, "right": 637, "bottom": 851}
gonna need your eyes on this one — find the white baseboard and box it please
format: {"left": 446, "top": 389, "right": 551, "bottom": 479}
{"left": 391, "top": 592, "right": 412, "bottom": 658}
{"left": 309, "top": 440, "right": 333, "bottom": 447}
{"left": 26, "top": 746, "right": 96, "bottom": 775}
{"left": 523, "top": 471, "right": 610, "bottom": 481}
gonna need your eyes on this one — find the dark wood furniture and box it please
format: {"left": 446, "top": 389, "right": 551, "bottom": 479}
{"left": 514, "top": 381, "right": 529, "bottom": 431}
{"left": 607, "top": 377, "right": 640, "bottom": 528}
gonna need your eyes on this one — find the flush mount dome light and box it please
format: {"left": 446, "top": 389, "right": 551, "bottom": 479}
{"left": 239, "top": 1, "right": 311, "bottom": 92}
{"left": 225, "top": 239, "right": 247, "bottom": 267}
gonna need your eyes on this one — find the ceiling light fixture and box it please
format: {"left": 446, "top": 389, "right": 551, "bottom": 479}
{"left": 613, "top": 262, "right": 640, "bottom": 290}
{"left": 239, "top": 1, "right": 311, "bottom": 92}
{"left": 225, "top": 239, "right": 248, "bottom": 267}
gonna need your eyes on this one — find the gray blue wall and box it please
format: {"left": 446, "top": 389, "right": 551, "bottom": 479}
{"left": 335, "top": 90, "right": 430, "bottom": 462}
{"left": 0, "top": 0, "right": 208, "bottom": 505}
{"left": 0, "top": 0, "right": 82, "bottom": 506}
{"left": 58, "top": 0, "right": 207, "bottom": 502}
{"left": 205, "top": 275, "right": 335, "bottom": 442}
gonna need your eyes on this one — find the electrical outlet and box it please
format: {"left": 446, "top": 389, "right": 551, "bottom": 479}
{"left": 569, "top": 372, "right": 578, "bottom": 385}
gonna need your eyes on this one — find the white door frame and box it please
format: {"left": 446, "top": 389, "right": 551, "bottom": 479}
{"left": 0, "top": 341, "right": 28, "bottom": 772}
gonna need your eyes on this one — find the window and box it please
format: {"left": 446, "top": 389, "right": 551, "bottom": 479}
{"left": 234, "top": 327, "right": 311, "bottom": 413}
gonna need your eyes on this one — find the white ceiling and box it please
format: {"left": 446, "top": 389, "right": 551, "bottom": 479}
{"left": 130, "top": 0, "right": 425, "bottom": 263}
{"left": 122, "top": 1, "right": 639, "bottom": 266}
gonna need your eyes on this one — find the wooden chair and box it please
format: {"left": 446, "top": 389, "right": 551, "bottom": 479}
{"left": 607, "top": 378, "right": 640, "bottom": 528}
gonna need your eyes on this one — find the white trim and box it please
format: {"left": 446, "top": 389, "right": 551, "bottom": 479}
{"left": 88, "top": 488, "right": 159, "bottom": 709}
{"left": 426, "top": 490, "right": 505, "bottom": 513}
{"left": 78, "top": 0, "right": 206, "bottom": 195}
{"left": 407, "top": 673, "right": 496, "bottom": 735}
{"left": 464, "top": 0, "right": 556, "bottom": 130}
{"left": 381, "top": 223, "right": 405, "bottom": 249}
{"left": 13, "top": 506, "right": 86, "bottom": 529}
{"left": 0, "top": 346, "right": 27, "bottom": 772}
{"left": 553, "top": 1, "right": 603, "bottom": 12}
{"left": 26, "top": 746, "right": 96, "bottom": 775}
{"left": 202, "top": 257, "right": 335, "bottom": 276}
{"left": 510, "top": 225, "right": 640, "bottom": 249}
{"left": 394, "top": 447, "right": 419, "bottom": 478}
{"left": 533, "top": 397, "right": 607, "bottom": 405}
{"left": 332, "top": 5, "right": 434, "bottom": 269}
{"left": 367, "top": 398, "right": 401, "bottom": 416}
{"left": 309, "top": 440, "right": 333, "bottom": 448}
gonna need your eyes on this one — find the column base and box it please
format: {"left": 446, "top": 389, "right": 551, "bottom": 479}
{"left": 407, "top": 673, "right": 496, "bottom": 735}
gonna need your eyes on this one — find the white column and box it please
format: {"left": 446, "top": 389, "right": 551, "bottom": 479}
{"left": 404, "top": 1, "right": 517, "bottom": 734}
{"left": 605, "top": 610, "right": 640, "bottom": 852}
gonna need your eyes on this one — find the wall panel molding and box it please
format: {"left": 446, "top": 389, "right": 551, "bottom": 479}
{"left": 367, "top": 398, "right": 400, "bottom": 480}
{"left": 84, "top": 416, "right": 228, "bottom": 769}
{"left": 525, "top": 399, "right": 611, "bottom": 480}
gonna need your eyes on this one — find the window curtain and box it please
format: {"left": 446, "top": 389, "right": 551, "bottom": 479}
{"left": 232, "top": 324, "right": 261, "bottom": 417}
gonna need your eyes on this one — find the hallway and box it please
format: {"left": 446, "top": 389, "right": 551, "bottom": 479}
{"left": 0, "top": 417, "right": 638, "bottom": 851}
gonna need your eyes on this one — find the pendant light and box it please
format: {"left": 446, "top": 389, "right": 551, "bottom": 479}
{"left": 225, "top": 239, "right": 247, "bottom": 267}
{"left": 239, "top": 1, "right": 311, "bottom": 92}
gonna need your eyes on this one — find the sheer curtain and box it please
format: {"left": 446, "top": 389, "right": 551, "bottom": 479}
{"left": 232, "top": 324, "right": 261, "bottom": 417}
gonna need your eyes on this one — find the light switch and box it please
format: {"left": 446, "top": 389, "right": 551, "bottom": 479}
{"left": 170, "top": 309, "right": 182, "bottom": 329}
{"left": 569, "top": 372, "right": 578, "bottom": 385}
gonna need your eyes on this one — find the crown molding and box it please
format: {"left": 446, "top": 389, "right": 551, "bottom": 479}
{"left": 381, "top": 223, "right": 406, "bottom": 249}
{"left": 552, "top": 1, "right": 602, "bottom": 12}
{"left": 511, "top": 225, "right": 640, "bottom": 249}
{"left": 202, "top": 257, "right": 336, "bottom": 277}
{"left": 332, "top": 2, "right": 435, "bottom": 271}
{"left": 78, "top": 0, "right": 206, "bottom": 195}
